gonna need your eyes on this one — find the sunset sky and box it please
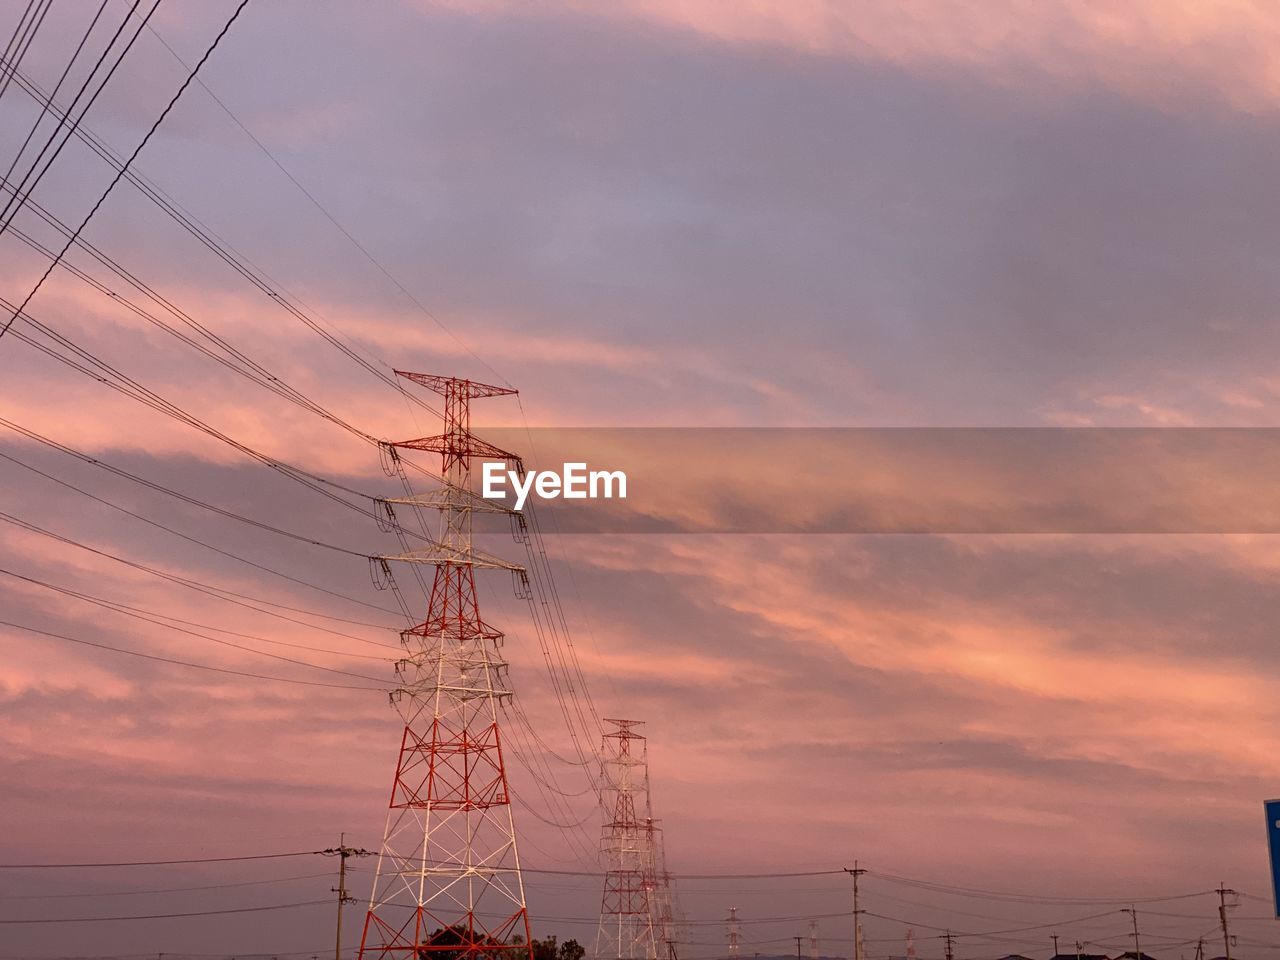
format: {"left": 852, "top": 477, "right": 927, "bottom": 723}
{"left": 3, "top": 1, "right": 1280, "bottom": 958}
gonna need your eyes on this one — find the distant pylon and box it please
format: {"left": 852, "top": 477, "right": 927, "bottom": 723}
{"left": 809, "top": 921, "right": 819, "bottom": 960}
{"left": 357, "top": 372, "right": 532, "bottom": 960}
{"left": 727, "top": 907, "right": 740, "bottom": 960}
{"left": 648, "top": 819, "right": 679, "bottom": 960}
{"left": 594, "top": 719, "right": 659, "bottom": 960}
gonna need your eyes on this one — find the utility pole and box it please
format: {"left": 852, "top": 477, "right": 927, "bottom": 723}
{"left": 795, "top": 936, "right": 804, "bottom": 960}
{"left": 325, "top": 834, "right": 371, "bottom": 960}
{"left": 1195, "top": 939, "right": 1204, "bottom": 960}
{"left": 1074, "top": 941, "right": 1083, "bottom": 960}
{"left": 943, "top": 931, "right": 955, "bottom": 960}
{"left": 1052, "top": 934, "right": 1060, "bottom": 957}
{"left": 1217, "top": 884, "right": 1237, "bottom": 960}
{"left": 1122, "top": 907, "right": 1142, "bottom": 960}
{"left": 844, "top": 864, "right": 866, "bottom": 960}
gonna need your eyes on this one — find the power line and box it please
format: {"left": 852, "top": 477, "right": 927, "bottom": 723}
{"left": 144, "top": 23, "right": 512, "bottom": 390}
{"left": 0, "top": 0, "right": 108, "bottom": 196}
{"left": 0, "top": 870, "right": 337, "bottom": 900}
{"left": 0, "top": 192, "right": 380, "bottom": 444}
{"left": 0, "top": 0, "right": 51, "bottom": 108}
{"left": 1, "top": 291, "right": 456, "bottom": 587}
{"left": 0, "top": 1, "right": 39, "bottom": 78}
{"left": 0, "top": 617, "right": 386, "bottom": 691}
{"left": 0, "top": 507, "right": 401, "bottom": 645}
{"left": 0, "top": 441, "right": 399, "bottom": 624}
{"left": 0, "top": 0, "right": 255, "bottom": 339}
{"left": 0, "top": 898, "right": 329, "bottom": 924}
{"left": 0, "top": 565, "right": 396, "bottom": 672}
{"left": 869, "top": 871, "right": 1217, "bottom": 906}
{"left": 523, "top": 867, "right": 846, "bottom": 879}
{"left": 0, "top": 851, "right": 325, "bottom": 868}
{"left": 0, "top": 57, "right": 445, "bottom": 422}
{"left": 0, "top": 0, "right": 155, "bottom": 243}
{"left": 5, "top": 18, "right": 605, "bottom": 792}
{"left": 0, "top": 417, "right": 389, "bottom": 566}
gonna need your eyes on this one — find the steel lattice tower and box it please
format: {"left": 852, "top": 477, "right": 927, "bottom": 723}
{"left": 649, "top": 823, "right": 679, "bottom": 960}
{"left": 594, "top": 719, "right": 659, "bottom": 960}
{"left": 358, "top": 372, "right": 533, "bottom": 960}
{"left": 726, "top": 908, "right": 740, "bottom": 960}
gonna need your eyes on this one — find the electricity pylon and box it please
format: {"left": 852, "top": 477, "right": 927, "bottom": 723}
{"left": 594, "top": 719, "right": 659, "bottom": 960}
{"left": 647, "top": 818, "right": 679, "bottom": 960}
{"left": 726, "top": 907, "right": 740, "bottom": 960}
{"left": 357, "top": 372, "right": 532, "bottom": 960}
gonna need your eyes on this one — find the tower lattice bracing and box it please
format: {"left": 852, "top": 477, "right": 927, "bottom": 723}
{"left": 726, "top": 907, "right": 740, "bottom": 960}
{"left": 358, "top": 372, "right": 532, "bottom": 960}
{"left": 594, "top": 719, "right": 660, "bottom": 960}
{"left": 649, "top": 823, "right": 679, "bottom": 960}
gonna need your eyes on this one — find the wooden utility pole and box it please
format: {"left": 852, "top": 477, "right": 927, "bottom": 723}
{"left": 1122, "top": 907, "right": 1141, "bottom": 960}
{"left": 1218, "top": 885, "right": 1237, "bottom": 960}
{"left": 944, "top": 930, "right": 955, "bottom": 960}
{"left": 844, "top": 864, "right": 866, "bottom": 960}
{"left": 327, "top": 833, "right": 372, "bottom": 960}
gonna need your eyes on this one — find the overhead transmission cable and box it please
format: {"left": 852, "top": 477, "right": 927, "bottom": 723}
{"left": 0, "top": 566, "right": 396, "bottom": 671}
{"left": 12, "top": 32, "right": 607, "bottom": 779}
{"left": 0, "top": 898, "right": 330, "bottom": 924}
{"left": 0, "top": 191, "right": 385, "bottom": 444}
{"left": 3, "top": 35, "right": 605, "bottom": 776}
{"left": 0, "top": 870, "right": 334, "bottom": 900}
{"left": 0, "top": 435, "right": 402, "bottom": 623}
{"left": 0, "top": 0, "right": 155, "bottom": 246}
{"left": 868, "top": 869, "right": 1220, "bottom": 906}
{"left": 2, "top": 298, "right": 428, "bottom": 536}
{"left": 0, "top": 0, "right": 52, "bottom": 108}
{"left": 0, "top": 55, "right": 443, "bottom": 423}
{"left": 0, "top": 0, "right": 256, "bottom": 340}
{"left": 0, "top": 0, "right": 109, "bottom": 194}
{"left": 145, "top": 21, "right": 513, "bottom": 389}
{"left": 0, "top": 507, "right": 399, "bottom": 646}
{"left": 0, "top": 618, "right": 385, "bottom": 691}
{"left": 2, "top": 4, "right": 608, "bottom": 843}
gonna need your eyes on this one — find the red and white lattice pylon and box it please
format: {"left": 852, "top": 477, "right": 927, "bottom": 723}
{"left": 649, "top": 821, "right": 680, "bottom": 960}
{"left": 357, "top": 372, "right": 533, "bottom": 960}
{"left": 726, "top": 907, "right": 740, "bottom": 960}
{"left": 594, "top": 720, "right": 660, "bottom": 960}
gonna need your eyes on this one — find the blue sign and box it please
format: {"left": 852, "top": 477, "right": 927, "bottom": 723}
{"left": 1265, "top": 799, "right": 1280, "bottom": 918}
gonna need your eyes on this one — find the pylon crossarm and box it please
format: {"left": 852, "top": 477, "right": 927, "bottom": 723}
{"left": 376, "top": 545, "right": 525, "bottom": 572}
{"left": 394, "top": 682, "right": 513, "bottom": 701}
{"left": 382, "top": 486, "right": 517, "bottom": 515}
{"left": 394, "top": 370, "right": 518, "bottom": 400}
{"left": 391, "top": 432, "right": 522, "bottom": 465}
